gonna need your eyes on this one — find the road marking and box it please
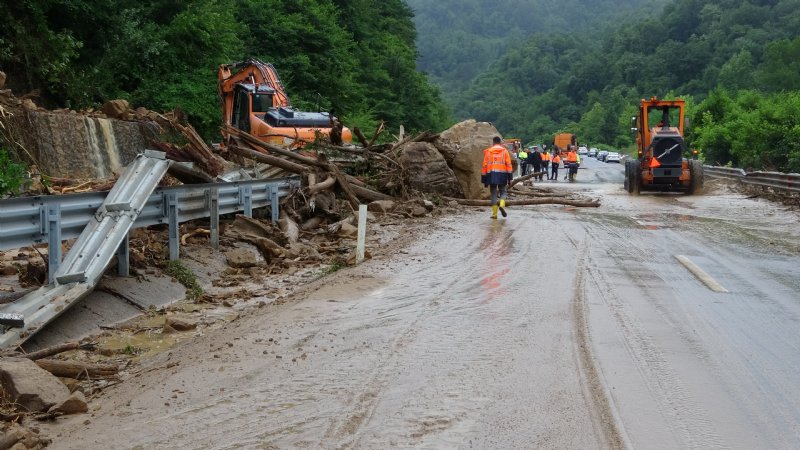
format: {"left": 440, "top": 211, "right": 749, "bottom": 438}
{"left": 675, "top": 255, "right": 729, "bottom": 293}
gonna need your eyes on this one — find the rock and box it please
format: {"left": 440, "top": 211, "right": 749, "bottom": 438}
{"left": 397, "top": 142, "right": 463, "bottom": 198}
{"left": 338, "top": 222, "right": 358, "bottom": 237}
{"left": 410, "top": 206, "right": 428, "bottom": 217}
{"left": 367, "top": 200, "right": 396, "bottom": 213}
{"left": 0, "top": 262, "right": 18, "bottom": 276}
{"left": 165, "top": 316, "right": 197, "bottom": 331}
{"left": 101, "top": 99, "right": 130, "bottom": 120}
{"left": 225, "top": 248, "right": 259, "bottom": 268}
{"left": 22, "top": 98, "right": 38, "bottom": 111}
{"left": 422, "top": 200, "right": 435, "bottom": 211}
{"left": 436, "top": 119, "right": 501, "bottom": 199}
{"left": 58, "top": 377, "right": 82, "bottom": 393}
{"left": 0, "top": 71, "right": 5, "bottom": 89}
{"left": 49, "top": 391, "right": 88, "bottom": 415}
{"left": 0, "top": 357, "right": 70, "bottom": 412}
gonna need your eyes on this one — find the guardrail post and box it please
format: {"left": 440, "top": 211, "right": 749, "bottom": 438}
{"left": 270, "top": 184, "right": 279, "bottom": 224}
{"left": 239, "top": 186, "right": 253, "bottom": 218}
{"left": 167, "top": 192, "right": 179, "bottom": 260}
{"left": 117, "top": 233, "right": 129, "bottom": 276}
{"left": 209, "top": 188, "right": 219, "bottom": 249}
{"left": 46, "top": 204, "right": 61, "bottom": 284}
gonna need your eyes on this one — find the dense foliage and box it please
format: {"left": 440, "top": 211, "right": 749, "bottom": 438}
{"left": 419, "top": 0, "right": 800, "bottom": 171}
{"left": 0, "top": 0, "right": 451, "bottom": 139}
{"left": 405, "top": 0, "right": 665, "bottom": 101}
{"left": 0, "top": 148, "right": 26, "bottom": 196}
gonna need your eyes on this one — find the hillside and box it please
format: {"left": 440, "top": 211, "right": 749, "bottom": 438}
{"left": 405, "top": 0, "right": 665, "bottom": 100}
{"left": 434, "top": 0, "right": 800, "bottom": 172}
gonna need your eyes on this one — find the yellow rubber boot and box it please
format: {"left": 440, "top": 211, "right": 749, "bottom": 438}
{"left": 491, "top": 205, "right": 498, "bottom": 219}
{"left": 498, "top": 199, "right": 507, "bottom": 217}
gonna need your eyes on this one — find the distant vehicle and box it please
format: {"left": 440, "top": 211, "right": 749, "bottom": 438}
{"left": 597, "top": 150, "right": 609, "bottom": 161}
{"left": 578, "top": 146, "right": 589, "bottom": 155}
{"left": 552, "top": 133, "right": 577, "bottom": 155}
{"left": 605, "top": 152, "right": 622, "bottom": 163}
{"left": 588, "top": 147, "right": 598, "bottom": 157}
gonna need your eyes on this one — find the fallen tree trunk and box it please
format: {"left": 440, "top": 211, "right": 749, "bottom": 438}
{"left": 447, "top": 197, "right": 600, "bottom": 207}
{"left": 21, "top": 342, "right": 94, "bottom": 360}
{"left": 308, "top": 175, "right": 336, "bottom": 195}
{"left": 510, "top": 171, "right": 547, "bottom": 187}
{"left": 35, "top": 359, "right": 118, "bottom": 379}
{"left": 229, "top": 145, "right": 307, "bottom": 174}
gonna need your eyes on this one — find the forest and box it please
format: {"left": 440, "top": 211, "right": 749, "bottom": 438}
{"left": 426, "top": 0, "right": 800, "bottom": 172}
{"left": 0, "top": 0, "right": 451, "bottom": 140}
{"left": 2, "top": 0, "right": 800, "bottom": 175}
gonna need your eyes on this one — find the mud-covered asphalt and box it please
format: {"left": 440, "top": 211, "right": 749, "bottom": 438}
{"left": 43, "top": 157, "right": 800, "bottom": 449}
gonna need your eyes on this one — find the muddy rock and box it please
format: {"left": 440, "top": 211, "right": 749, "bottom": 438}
{"left": 0, "top": 422, "right": 50, "bottom": 450}
{"left": 101, "top": 100, "right": 131, "bottom": 120}
{"left": 410, "top": 206, "right": 428, "bottom": 217}
{"left": 367, "top": 200, "right": 396, "bottom": 213}
{"left": 225, "top": 248, "right": 259, "bottom": 268}
{"left": 0, "top": 357, "right": 70, "bottom": 413}
{"left": 49, "top": 391, "right": 88, "bottom": 415}
{"left": 398, "top": 142, "right": 463, "bottom": 198}
{"left": 338, "top": 222, "right": 358, "bottom": 238}
{"left": 165, "top": 316, "right": 198, "bottom": 331}
{"left": 0, "top": 261, "right": 18, "bottom": 276}
{"left": 436, "top": 119, "right": 500, "bottom": 199}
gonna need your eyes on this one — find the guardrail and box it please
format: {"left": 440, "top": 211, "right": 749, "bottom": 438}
{"left": 703, "top": 165, "right": 800, "bottom": 194}
{"left": 0, "top": 176, "right": 300, "bottom": 281}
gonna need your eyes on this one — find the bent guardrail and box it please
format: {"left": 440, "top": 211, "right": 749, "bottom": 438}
{"left": 704, "top": 165, "right": 800, "bottom": 194}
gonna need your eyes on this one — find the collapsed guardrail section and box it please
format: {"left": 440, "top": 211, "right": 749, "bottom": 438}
{"left": 0, "top": 152, "right": 299, "bottom": 349}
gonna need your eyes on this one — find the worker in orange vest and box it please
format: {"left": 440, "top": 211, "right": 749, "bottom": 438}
{"left": 565, "top": 145, "right": 579, "bottom": 180}
{"left": 541, "top": 147, "right": 550, "bottom": 180}
{"left": 550, "top": 151, "right": 561, "bottom": 180}
{"left": 481, "top": 136, "right": 514, "bottom": 219}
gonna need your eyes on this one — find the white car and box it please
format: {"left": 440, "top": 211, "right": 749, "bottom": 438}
{"left": 578, "top": 146, "right": 589, "bottom": 155}
{"left": 588, "top": 147, "right": 598, "bottom": 157}
{"left": 605, "top": 152, "right": 621, "bottom": 163}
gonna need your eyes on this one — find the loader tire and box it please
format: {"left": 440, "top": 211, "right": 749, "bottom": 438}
{"left": 687, "top": 160, "right": 704, "bottom": 195}
{"left": 629, "top": 160, "right": 641, "bottom": 195}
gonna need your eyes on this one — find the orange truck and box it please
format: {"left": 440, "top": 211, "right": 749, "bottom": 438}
{"left": 218, "top": 59, "right": 351, "bottom": 147}
{"left": 624, "top": 97, "right": 703, "bottom": 194}
{"left": 552, "top": 133, "right": 577, "bottom": 154}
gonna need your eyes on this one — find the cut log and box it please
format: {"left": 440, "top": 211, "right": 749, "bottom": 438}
{"left": 229, "top": 145, "right": 307, "bottom": 174}
{"left": 308, "top": 175, "right": 336, "bottom": 195}
{"left": 35, "top": 359, "right": 118, "bottom": 379}
{"left": 300, "top": 216, "right": 324, "bottom": 231}
{"left": 279, "top": 213, "right": 300, "bottom": 244}
{"left": 448, "top": 197, "right": 600, "bottom": 207}
{"left": 510, "top": 171, "right": 546, "bottom": 187}
{"left": 20, "top": 342, "right": 94, "bottom": 361}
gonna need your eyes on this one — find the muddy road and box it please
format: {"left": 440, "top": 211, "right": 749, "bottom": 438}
{"left": 43, "top": 157, "right": 800, "bottom": 449}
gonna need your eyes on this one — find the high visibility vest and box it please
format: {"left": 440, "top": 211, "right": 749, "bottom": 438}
{"left": 482, "top": 145, "right": 513, "bottom": 175}
{"left": 543, "top": 152, "right": 550, "bottom": 161}
{"left": 552, "top": 155, "right": 561, "bottom": 164}
{"left": 567, "top": 151, "right": 578, "bottom": 162}
{"left": 518, "top": 151, "right": 528, "bottom": 159}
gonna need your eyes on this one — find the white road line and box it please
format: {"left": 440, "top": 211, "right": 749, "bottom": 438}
{"left": 675, "top": 255, "right": 729, "bottom": 293}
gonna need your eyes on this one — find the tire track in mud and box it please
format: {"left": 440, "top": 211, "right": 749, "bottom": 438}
{"left": 582, "top": 215, "right": 728, "bottom": 449}
{"left": 321, "top": 227, "right": 494, "bottom": 449}
{"left": 567, "top": 235, "right": 626, "bottom": 450}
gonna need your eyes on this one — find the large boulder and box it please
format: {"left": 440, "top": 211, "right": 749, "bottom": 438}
{"left": 435, "top": 119, "right": 500, "bottom": 199}
{"left": 0, "top": 357, "right": 70, "bottom": 412}
{"left": 398, "top": 142, "right": 463, "bottom": 198}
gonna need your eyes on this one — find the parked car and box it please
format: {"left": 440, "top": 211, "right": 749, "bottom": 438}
{"left": 597, "top": 150, "right": 609, "bottom": 161}
{"left": 578, "top": 145, "right": 589, "bottom": 155}
{"left": 605, "top": 152, "right": 621, "bottom": 163}
{"left": 588, "top": 147, "right": 598, "bottom": 157}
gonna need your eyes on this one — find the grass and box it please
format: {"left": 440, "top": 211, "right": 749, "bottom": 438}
{"left": 322, "top": 259, "right": 347, "bottom": 275}
{"left": 165, "top": 260, "right": 203, "bottom": 302}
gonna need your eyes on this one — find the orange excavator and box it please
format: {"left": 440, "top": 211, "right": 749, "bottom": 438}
{"left": 625, "top": 97, "right": 702, "bottom": 194}
{"left": 218, "top": 59, "right": 351, "bottom": 147}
